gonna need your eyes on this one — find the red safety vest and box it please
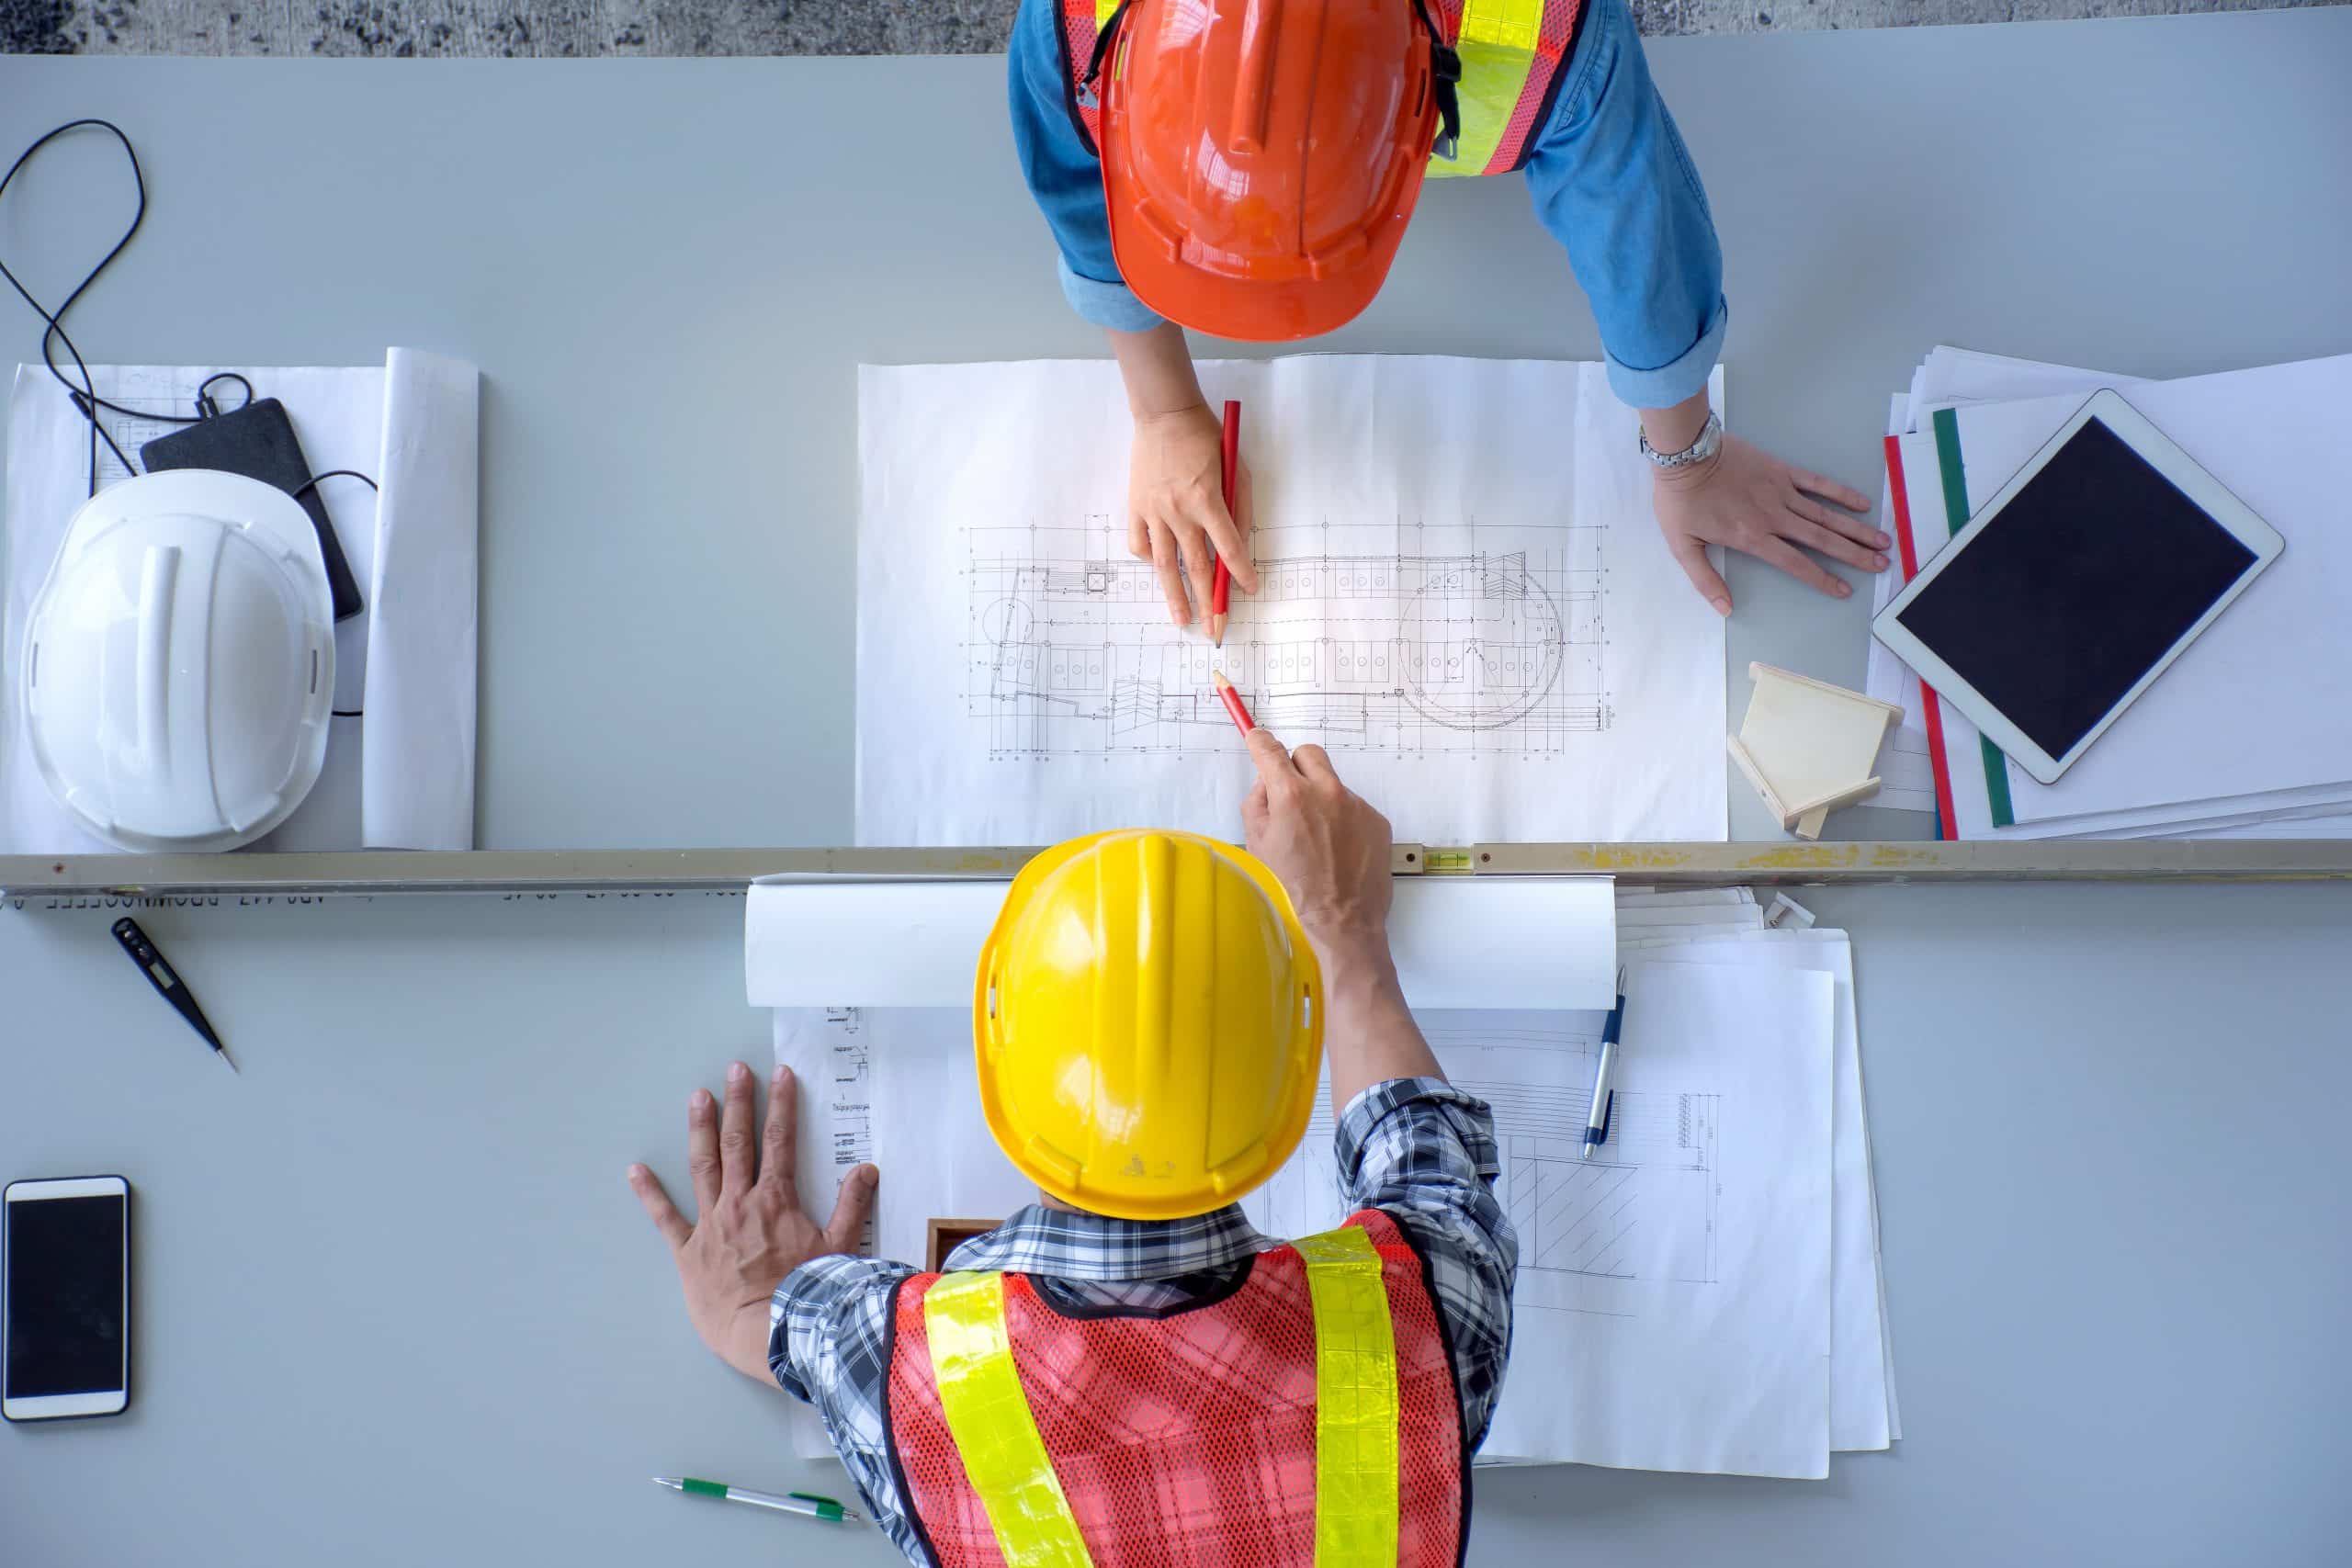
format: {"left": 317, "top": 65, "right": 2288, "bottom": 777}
{"left": 885, "top": 1209, "right": 1465, "bottom": 1567}
{"left": 1054, "top": 0, "right": 1586, "bottom": 178}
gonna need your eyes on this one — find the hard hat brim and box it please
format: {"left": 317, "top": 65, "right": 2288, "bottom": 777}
{"left": 1102, "top": 178, "right": 1408, "bottom": 344}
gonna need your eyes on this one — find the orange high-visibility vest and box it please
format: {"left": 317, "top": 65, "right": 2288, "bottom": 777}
{"left": 884, "top": 1209, "right": 1465, "bottom": 1567}
{"left": 1055, "top": 0, "right": 1587, "bottom": 178}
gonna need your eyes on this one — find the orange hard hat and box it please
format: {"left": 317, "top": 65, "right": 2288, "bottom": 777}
{"left": 1091, "top": 0, "right": 1460, "bottom": 342}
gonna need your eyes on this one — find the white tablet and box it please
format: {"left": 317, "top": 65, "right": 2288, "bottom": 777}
{"left": 1872, "top": 389, "right": 2283, "bottom": 785}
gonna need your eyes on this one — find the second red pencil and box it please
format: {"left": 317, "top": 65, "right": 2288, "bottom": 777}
{"left": 1211, "top": 669, "right": 1255, "bottom": 736}
{"left": 1210, "top": 400, "right": 1238, "bottom": 647}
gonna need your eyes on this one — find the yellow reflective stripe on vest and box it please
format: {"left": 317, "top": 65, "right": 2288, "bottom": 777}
{"left": 923, "top": 1272, "right": 1097, "bottom": 1568}
{"left": 1428, "top": 0, "right": 1551, "bottom": 179}
{"left": 1295, "top": 1225, "right": 1401, "bottom": 1567}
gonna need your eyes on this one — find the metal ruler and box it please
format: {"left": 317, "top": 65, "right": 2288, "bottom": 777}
{"left": 6, "top": 840, "right": 2351, "bottom": 906}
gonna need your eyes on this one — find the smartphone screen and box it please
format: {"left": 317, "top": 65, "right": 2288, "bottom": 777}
{"left": 4, "top": 1181, "right": 130, "bottom": 1419}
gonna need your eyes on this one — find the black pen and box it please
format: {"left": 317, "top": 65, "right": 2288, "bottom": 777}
{"left": 111, "top": 918, "right": 236, "bottom": 1074}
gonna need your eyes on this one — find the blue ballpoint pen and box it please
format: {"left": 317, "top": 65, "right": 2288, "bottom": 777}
{"left": 1581, "top": 970, "right": 1626, "bottom": 1159}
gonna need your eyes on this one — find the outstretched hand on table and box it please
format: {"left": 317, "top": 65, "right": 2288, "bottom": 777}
{"left": 1650, "top": 430, "right": 1886, "bottom": 613}
{"left": 628, "top": 1061, "right": 878, "bottom": 1383}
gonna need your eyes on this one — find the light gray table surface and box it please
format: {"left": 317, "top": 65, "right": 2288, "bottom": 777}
{"left": 5, "top": 9, "right": 2351, "bottom": 1568}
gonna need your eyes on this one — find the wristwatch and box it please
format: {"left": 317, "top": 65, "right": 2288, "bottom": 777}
{"left": 1639, "top": 410, "right": 1724, "bottom": 471}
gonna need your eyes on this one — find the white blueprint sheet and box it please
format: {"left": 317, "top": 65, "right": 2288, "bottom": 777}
{"left": 1248, "top": 964, "right": 1835, "bottom": 1477}
{"left": 856, "top": 357, "right": 1727, "bottom": 846}
{"left": 1625, "top": 929, "right": 1895, "bottom": 1450}
{"left": 771, "top": 1006, "right": 883, "bottom": 1459}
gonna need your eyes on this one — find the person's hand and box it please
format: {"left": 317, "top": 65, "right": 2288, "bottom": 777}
{"left": 628, "top": 1062, "right": 878, "bottom": 1383}
{"left": 1240, "top": 728, "right": 1394, "bottom": 962}
{"left": 1127, "top": 401, "right": 1259, "bottom": 628}
{"left": 1651, "top": 431, "right": 1886, "bottom": 614}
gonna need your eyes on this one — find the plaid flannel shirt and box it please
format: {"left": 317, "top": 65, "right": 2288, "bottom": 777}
{"left": 768, "top": 1077, "right": 1517, "bottom": 1567}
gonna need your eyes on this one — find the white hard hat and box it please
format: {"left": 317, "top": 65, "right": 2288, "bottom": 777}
{"left": 22, "top": 469, "right": 337, "bottom": 853}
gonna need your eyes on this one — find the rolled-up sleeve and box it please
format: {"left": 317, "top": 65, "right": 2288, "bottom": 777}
{"left": 1008, "top": 0, "right": 1166, "bottom": 333}
{"left": 1335, "top": 1077, "right": 1520, "bottom": 1452}
{"left": 1521, "top": 0, "right": 1727, "bottom": 408}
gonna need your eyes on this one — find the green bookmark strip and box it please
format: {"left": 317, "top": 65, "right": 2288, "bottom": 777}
{"left": 1930, "top": 409, "right": 2017, "bottom": 829}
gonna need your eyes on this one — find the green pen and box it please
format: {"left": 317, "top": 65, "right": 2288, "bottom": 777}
{"left": 652, "top": 1475, "right": 863, "bottom": 1524}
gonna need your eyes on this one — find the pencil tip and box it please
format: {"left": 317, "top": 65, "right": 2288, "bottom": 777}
{"left": 220, "top": 1052, "right": 239, "bottom": 1075}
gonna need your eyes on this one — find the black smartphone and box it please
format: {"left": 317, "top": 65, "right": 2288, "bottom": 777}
{"left": 140, "top": 398, "right": 364, "bottom": 621}
{"left": 3, "top": 1176, "right": 131, "bottom": 1422}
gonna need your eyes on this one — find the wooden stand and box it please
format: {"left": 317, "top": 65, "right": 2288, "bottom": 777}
{"left": 1729, "top": 663, "right": 1906, "bottom": 840}
{"left": 926, "top": 1217, "right": 1001, "bottom": 1271}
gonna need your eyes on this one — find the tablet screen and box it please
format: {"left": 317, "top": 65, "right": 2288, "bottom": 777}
{"left": 1894, "top": 418, "right": 2258, "bottom": 761}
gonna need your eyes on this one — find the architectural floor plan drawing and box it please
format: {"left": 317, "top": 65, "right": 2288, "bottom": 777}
{"left": 859, "top": 355, "right": 1727, "bottom": 845}
{"left": 1245, "top": 1018, "right": 1726, "bottom": 1307}
{"left": 1505, "top": 1089, "right": 1721, "bottom": 1284}
{"left": 966, "top": 515, "right": 1604, "bottom": 760}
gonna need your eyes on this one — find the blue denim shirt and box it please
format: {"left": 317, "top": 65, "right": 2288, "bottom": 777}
{"left": 1007, "top": 0, "right": 1728, "bottom": 408}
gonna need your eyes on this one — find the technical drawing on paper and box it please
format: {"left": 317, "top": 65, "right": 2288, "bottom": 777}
{"left": 1245, "top": 1019, "right": 1725, "bottom": 1307}
{"left": 1503, "top": 1090, "right": 1719, "bottom": 1286}
{"left": 960, "top": 515, "right": 1609, "bottom": 759}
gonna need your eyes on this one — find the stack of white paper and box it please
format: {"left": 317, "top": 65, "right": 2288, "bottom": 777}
{"left": 1868, "top": 347, "right": 2352, "bottom": 840}
{"left": 759, "top": 886, "right": 1895, "bottom": 1477}
{"left": 0, "top": 351, "right": 481, "bottom": 852}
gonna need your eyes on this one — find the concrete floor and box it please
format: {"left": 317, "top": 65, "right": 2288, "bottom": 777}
{"left": 0, "top": 0, "right": 2337, "bottom": 58}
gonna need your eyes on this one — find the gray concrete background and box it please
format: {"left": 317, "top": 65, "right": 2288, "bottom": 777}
{"left": 3, "top": 0, "right": 2343, "bottom": 58}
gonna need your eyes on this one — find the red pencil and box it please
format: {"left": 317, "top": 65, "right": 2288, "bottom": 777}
{"left": 1210, "top": 400, "right": 1239, "bottom": 647}
{"left": 1211, "top": 669, "right": 1256, "bottom": 736}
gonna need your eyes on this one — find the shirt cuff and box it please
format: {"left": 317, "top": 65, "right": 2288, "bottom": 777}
{"left": 767, "top": 1253, "right": 886, "bottom": 1403}
{"left": 1057, "top": 254, "right": 1166, "bottom": 333}
{"left": 1332, "top": 1077, "right": 1500, "bottom": 1179}
{"left": 1605, "top": 296, "right": 1728, "bottom": 410}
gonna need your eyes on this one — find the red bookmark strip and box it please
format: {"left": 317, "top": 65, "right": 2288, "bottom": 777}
{"left": 1883, "top": 434, "right": 1959, "bottom": 840}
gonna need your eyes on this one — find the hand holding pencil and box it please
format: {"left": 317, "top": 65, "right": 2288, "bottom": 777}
{"left": 1122, "top": 401, "right": 1254, "bottom": 631}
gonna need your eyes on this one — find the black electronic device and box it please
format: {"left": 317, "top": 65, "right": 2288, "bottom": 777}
{"left": 3, "top": 1176, "right": 131, "bottom": 1422}
{"left": 1872, "top": 391, "right": 2283, "bottom": 784}
{"left": 141, "top": 398, "right": 364, "bottom": 620}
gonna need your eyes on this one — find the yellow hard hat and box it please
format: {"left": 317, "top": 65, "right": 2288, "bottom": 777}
{"left": 974, "top": 829, "right": 1324, "bottom": 1221}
